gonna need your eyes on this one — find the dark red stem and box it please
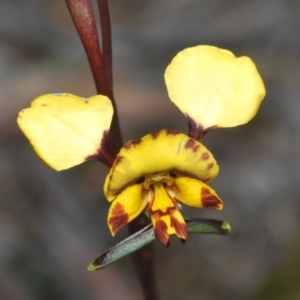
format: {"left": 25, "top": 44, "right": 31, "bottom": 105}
{"left": 65, "top": 0, "right": 122, "bottom": 156}
{"left": 96, "top": 1, "right": 159, "bottom": 298}
{"left": 95, "top": 0, "right": 122, "bottom": 153}
{"left": 130, "top": 217, "right": 160, "bottom": 300}
{"left": 97, "top": 0, "right": 113, "bottom": 90}
{"left": 65, "top": 0, "right": 111, "bottom": 97}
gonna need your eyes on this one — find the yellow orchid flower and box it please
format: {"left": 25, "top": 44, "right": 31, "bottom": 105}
{"left": 105, "top": 129, "right": 222, "bottom": 246}
{"left": 17, "top": 45, "right": 265, "bottom": 246}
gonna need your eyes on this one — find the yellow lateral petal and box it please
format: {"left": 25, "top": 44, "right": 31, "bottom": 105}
{"left": 149, "top": 183, "right": 187, "bottom": 245}
{"left": 17, "top": 93, "right": 113, "bottom": 171}
{"left": 104, "top": 130, "right": 218, "bottom": 201}
{"left": 107, "top": 183, "right": 147, "bottom": 235}
{"left": 167, "top": 177, "right": 223, "bottom": 210}
{"left": 165, "top": 45, "right": 266, "bottom": 130}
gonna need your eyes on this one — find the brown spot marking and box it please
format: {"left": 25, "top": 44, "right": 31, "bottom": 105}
{"left": 207, "top": 162, "right": 214, "bottom": 170}
{"left": 184, "top": 138, "right": 199, "bottom": 152}
{"left": 171, "top": 216, "right": 187, "bottom": 240}
{"left": 123, "top": 139, "right": 141, "bottom": 150}
{"left": 201, "top": 152, "right": 210, "bottom": 161}
{"left": 165, "top": 130, "right": 181, "bottom": 136}
{"left": 151, "top": 129, "right": 181, "bottom": 139}
{"left": 153, "top": 216, "right": 169, "bottom": 246}
{"left": 201, "top": 187, "right": 222, "bottom": 209}
{"left": 108, "top": 202, "right": 129, "bottom": 234}
{"left": 151, "top": 130, "right": 161, "bottom": 139}
{"left": 114, "top": 155, "right": 123, "bottom": 166}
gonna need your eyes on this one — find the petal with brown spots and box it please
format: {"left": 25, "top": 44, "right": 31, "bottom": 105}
{"left": 107, "top": 183, "right": 148, "bottom": 235}
{"left": 149, "top": 183, "right": 187, "bottom": 245}
{"left": 104, "top": 130, "right": 218, "bottom": 201}
{"left": 165, "top": 177, "right": 223, "bottom": 210}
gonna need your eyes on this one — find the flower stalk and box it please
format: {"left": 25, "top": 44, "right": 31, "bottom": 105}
{"left": 65, "top": 0, "right": 110, "bottom": 97}
{"left": 97, "top": 0, "right": 113, "bottom": 89}
{"left": 65, "top": 1, "right": 159, "bottom": 299}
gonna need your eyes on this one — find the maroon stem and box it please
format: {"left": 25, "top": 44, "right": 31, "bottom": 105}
{"left": 65, "top": 0, "right": 111, "bottom": 97}
{"left": 130, "top": 217, "right": 160, "bottom": 300}
{"left": 97, "top": 0, "right": 113, "bottom": 90}
{"left": 95, "top": 0, "right": 122, "bottom": 153}
{"left": 65, "top": 0, "right": 122, "bottom": 155}
{"left": 97, "top": 1, "right": 159, "bottom": 299}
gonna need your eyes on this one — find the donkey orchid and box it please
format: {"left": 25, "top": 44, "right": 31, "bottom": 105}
{"left": 17, "top": 45, "right": 265, "bottom": 246}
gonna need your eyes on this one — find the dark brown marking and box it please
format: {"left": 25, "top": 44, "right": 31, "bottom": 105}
{"left": 123, "top": 139, "right": 141, "bottom": 150}
{"left": 165, "top": 129, "right": 181, "bottom": 136}
{"left": 114, "top": 155, "right": 123, "bottom": 166}
{"left": 207, "top": 162, "right": 214, "bottom": 170}
{"left": 184, "top": 138, "right": 199, "bottom": 152}
{"left": 152, "top": 215, "right": 169, "bottom": 246}
{"left": 201, "top": 152, "right": 210, "bottom": 161}
{"left": 187, "top": 115, "right": 219, "bottom": 140}
{"left": 151, "top": 129, "right": 181, "bottom": 140}
{"left": 187, "top": 116, "right": 206, "bottom": 140}
{"left": 108, "top": 202, "right": 129, "bottom": 234}
{"left": 171, "top": 216, "right": 187, "bottom": 240}
{"left": 201, "top": 187, "right": 222, "bottom": 209}
{"left": 151, "top": 130, "right": 161, "bottom": 139}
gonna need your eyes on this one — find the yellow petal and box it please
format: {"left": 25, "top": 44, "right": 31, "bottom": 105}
{"left": 165, "top": 45, "right": 266, "bottom": 131}
{"left": 17, "top": 93, "right": 113, "bottom": 171}
{"left": 107, "top": 183, "right": 147, "bottom": 236}
{"left": 149, "top": 183, "right": 187, "bottom": 246}
{"left": 104, "top": 130, "right": 218, "bottom": 201}
{"left": 166, "top": 177, "right": 223, "bottom": 210}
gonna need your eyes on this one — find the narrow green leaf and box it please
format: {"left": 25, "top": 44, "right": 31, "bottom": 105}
{"left": 186, "top": 218, "right": 231, "bottom": 235}
{"left": 88, "top": 224, "right": 154, "bottom": 271}
{"left": 88, "top": 218, "right": 230, "bottom": 271}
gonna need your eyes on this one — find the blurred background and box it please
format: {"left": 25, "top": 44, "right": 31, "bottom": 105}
{"left": 1, "top": 0, "right": 300, "bottom": 299}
